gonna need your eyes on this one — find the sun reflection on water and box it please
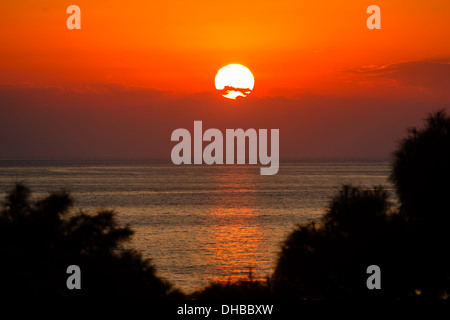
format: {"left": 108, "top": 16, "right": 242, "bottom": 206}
{"left": 203, "top": 167, "right": 270, "bottom": 284}
{"left": 206, "top": 207, "right": 268, "bottom": 284}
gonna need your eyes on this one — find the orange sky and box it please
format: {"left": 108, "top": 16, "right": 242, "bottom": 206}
{"left": 0, "top": 1, "right": 449, "bottom": 158}
{"left": 1, "top": 0, "right": 449, "bottom": 95}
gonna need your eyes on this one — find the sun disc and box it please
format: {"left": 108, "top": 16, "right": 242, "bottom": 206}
{"left": 215, "top": 64, "right": 254, "bottom": 99}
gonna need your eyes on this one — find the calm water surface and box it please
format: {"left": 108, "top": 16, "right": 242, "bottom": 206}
{"left": 0, "top": 158, "right": 392, "bottom": 293}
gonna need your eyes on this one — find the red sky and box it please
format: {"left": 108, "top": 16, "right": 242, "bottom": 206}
{"left": 0, "top": 0, "right": 449, "bottom": 159}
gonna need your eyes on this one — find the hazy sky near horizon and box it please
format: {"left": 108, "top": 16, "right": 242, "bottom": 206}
{"left": 0, "top": 1, "right": 449, "bottom": 159}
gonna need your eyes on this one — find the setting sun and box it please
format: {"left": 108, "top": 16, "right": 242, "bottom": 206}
{"left": 215, "top": 64, "right": 255, "bottom": 99}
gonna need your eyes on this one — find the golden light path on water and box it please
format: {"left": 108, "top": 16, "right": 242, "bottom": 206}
{"left": 126, "top": 165, "right": 281, "bottom": 291}
{"left": 205, "top": 170, "right": 268, "bottom": 284}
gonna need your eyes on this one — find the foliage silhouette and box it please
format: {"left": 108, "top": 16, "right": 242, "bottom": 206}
{"left": 272, "top": 185, "right": 400, "bottom": 299}
{"left": 0, "top": 184, "right": 183, "bottom": 300}
{"left": 272, "top": 110, "right": 450, "bottom": 300}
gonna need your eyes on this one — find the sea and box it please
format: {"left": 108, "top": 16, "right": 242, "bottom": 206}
{"left": 0, "top": 158, "right": 393, "bottom": 293}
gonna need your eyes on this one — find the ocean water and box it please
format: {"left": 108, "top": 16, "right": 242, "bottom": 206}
{"left": 0, "top": 158, "right": 392, "bottom": 293}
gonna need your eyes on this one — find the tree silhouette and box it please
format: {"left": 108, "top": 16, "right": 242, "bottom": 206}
{"left": 391, "top": 110, "right": 450, "bottom": 224}
{"left": 0, "top": 184, "right": 183, "bottom": 300}
{"left": 272, "top": 110, "right": 450, "bottom": 300}
{"left": 390, "top": 110, "right": 450, "bottom": 299}
{"left": 272, "top": 185, "right": 400, "bottom": 299}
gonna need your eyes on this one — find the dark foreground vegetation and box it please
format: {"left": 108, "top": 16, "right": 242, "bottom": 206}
{"left": 0, "top": 184, "right": 182, "bottom": 300}
{"left": 1, "top": 111, "right": 449, "bottom": 300}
